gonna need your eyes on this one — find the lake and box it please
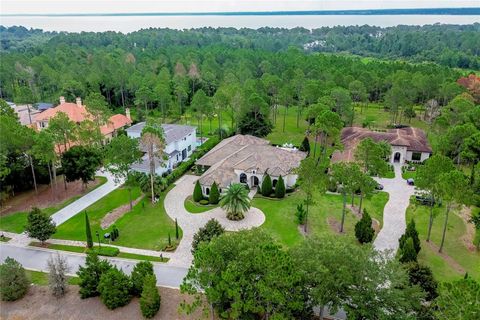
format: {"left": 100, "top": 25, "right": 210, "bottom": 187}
{"left": 1, "top": 15, "right": 479, "bottom": 33}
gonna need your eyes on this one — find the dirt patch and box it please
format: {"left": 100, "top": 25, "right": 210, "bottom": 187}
{"left": 424, "top": 241, "right": 466, "bottom": 275}
{"left": 346, "top": 204, "right": 361, "bottom": 218}
{"left": 327, "top": 217, "right": 344, "bottom": 234}
{"left": 371, "top": 218, "right": 381, "bottom": 234}
{"left": 0, "top": 177, "right": 103, "bottom": 216}
{"left": 101, "top": 196, "right": 143, "bottom": 229}
{"left": 456, "top": 206, "right": 477, "bottom": 252}
{"left": 0, "top": 285, "right": 204, "bottom": 320}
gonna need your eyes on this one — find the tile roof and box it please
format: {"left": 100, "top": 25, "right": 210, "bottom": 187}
{"left": 197, "top": 134, "right": 306, "bottom": 188}
{"left": 35, "top": 102, "right": 90, "bottom": 123}
{"left": 331, "top": 127, "right": 432, "bottom": 163}
{"left": 100, "top": 114, "right": 132, "bottom": 135}
{"left": 126, "top": 122, "right": 196, "bottom": 144}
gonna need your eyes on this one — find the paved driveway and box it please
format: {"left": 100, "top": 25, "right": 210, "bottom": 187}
{"left": 164, "top": 175, "right": 265, "bottom": 267}
{"left": 51, "top": 170, "right": 123, "bottom": 226}
{"left": 373, "top": 164, "right": 415, "bottom": 254}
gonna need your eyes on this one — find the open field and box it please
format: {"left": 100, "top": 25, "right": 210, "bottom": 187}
{"left": 406, "top": 201, "right": 480, "bottom": 282}
{"left": 252, "top": 190, "right": 388, "bottom": 247}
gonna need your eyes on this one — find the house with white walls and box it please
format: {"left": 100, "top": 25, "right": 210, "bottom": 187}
{"left": 126, "top": 122, "right": 196, "bottom": 176}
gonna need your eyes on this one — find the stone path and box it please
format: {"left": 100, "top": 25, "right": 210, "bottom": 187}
{"left": 164, "top": 175, "right": 265, "bottom": 267}
{"left": 51, "top": 169, "right": 123, "bottom": 226}
{"left": 373, "top": 164, "right": 416, "bottom": 254}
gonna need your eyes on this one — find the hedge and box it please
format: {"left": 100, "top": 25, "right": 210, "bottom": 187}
{"left": 87, "top": 246, "right": 120, "bottom": 257}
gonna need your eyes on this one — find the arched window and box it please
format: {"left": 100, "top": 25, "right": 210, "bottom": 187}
{"left": 206, "top": 188, "right": 210, "bottom": 195}
{"left": 240, "top": 173, "right": 247, "bottom": 184}
{"left": 272, "top": 179, "right": 278, "bottom": 188}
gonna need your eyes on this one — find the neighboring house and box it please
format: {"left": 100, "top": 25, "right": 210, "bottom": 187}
{"left": 196, "top": 134, "right": 306, "bottom": 197}
{"left": 126, "top": 122, "right": 197, "bottom": 176}
{"left": 34, "top": 102, "right": 54, "bottom": 111}
{"left": 331, "top": 127, "right": 432, "bottom": 165}
{"left": 34, "top": 96, "right": 132, "bottom": 142}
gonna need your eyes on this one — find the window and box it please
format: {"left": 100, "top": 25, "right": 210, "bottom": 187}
{"left": 412, "top": 152, "right": 422, "bottom": 161}
{"left": 272, "top": 179, "right": 278, "bottom": 188}
{"left": 206, "top": 188, "right": 210, "bottom": 195}
{"left": 240, "top": 173, "right": 247, "bottom": 184}
{"left": 188, "top": 145, "right": 191, "bottom": 151}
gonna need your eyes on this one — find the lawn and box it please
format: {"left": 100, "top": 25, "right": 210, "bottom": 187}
{"left": 266, "top": 106, "right": 309, "bottom": 146}
{"left": 252, "top": 190, "right": 388, "bottom": 247}
{"left": 25, "top": 269, "right": 79, "bottom": 286}
{"left": 0, "top": 176, "right": 108, "bottom": 234}
{"left": 406, "top": 201, "right": 480, "bottom": 282}
{"left": 184, "top": 196, "right": 219, "bottom": 213}
{"left": 402, "top": 170, "right": 417, "bottom": 180}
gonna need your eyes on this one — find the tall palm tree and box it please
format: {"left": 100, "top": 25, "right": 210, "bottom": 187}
{"left": 220, "top": 183, "right": 251, "bottom": 221}
{"left": 141, "top": 124, "right": 165, "bottom": 203}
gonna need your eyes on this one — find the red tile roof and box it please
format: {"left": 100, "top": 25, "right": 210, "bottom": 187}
{"left": 35, "top": 102, "right": 90, "bottom": 123}
{"left": 100, "top": 114, "right": 132, "bottom": 135}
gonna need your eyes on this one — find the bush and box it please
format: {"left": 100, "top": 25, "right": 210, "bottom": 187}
{"left": 275, "top": 176, "right": 286, "bottom": 198}
{"left": 0, "top": 257, "right": 29, "bottom": 301}
{"left": 299, "top": 136, "right": 310, "bottom": 155}
{"left": 295, "top": 204, "right": 307, "bottom": 225}
{"left": 261, "top": 174, "right": 272, "bottom": 197}
{"left": 98, "top": 267, "right": 132, "bottom": 309}
{"left": 399, "top": 237, "right": 417, "bottom": 263}
{"left": 77, "top": 253, "right": 112, "bottom": 298}
{"left": 193, "top": 180, "right": 203, "bottom": 202}
{"left": 209, "top": 182, "right": 220, "bottom": 204}
{"left": 399, "top": 219, "right": 421, "bottom": 254}
{"left": 192, "top": 219, "right": 225, "bottom": 254}
{"left": 87, "top": 246, "right": 120, "bottom": 257}
{"left": 140, "top": 274, "right": 161, "bottom": 318}
{"left": 25, "top": 207, "right": 56, "bottom": 244}
{"left": 405, "top": 262, "right": 438, "bottom": 301}
{"left": 131, "top": 261, "right": 154, "bottom": 297}
{"left": 326, "top": 178, "right": 338, "bottom": 192}
{"left": 199, "top": 199, "right": 209, "bottom": 205}
{"left": 355, "top": 209, "right": 375, "bottom": 244}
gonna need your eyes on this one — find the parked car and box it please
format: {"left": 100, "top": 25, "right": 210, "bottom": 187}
{"left": 407, "top": 178, "right": 414, "bottom": 186}
{"left": 415, "top": 194, "right": 442, "bottom": 206}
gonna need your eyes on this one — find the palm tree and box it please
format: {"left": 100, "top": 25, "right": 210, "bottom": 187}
{"left": 220, "top": 183, "right": 251, "bottom": 221}
{"left": 141, "top": 124, "right": 165, "bottom": 204}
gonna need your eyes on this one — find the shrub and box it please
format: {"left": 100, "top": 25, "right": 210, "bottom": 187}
{"left": 209, "top": 182, "right": 220, "bottom": 204}
{"left": 275, "top": 176, "right": 286, "bottom": 198}
{"left": 193, "top": 180, "right": 203, "bottom": 202}
{"left": 87, "top": 246, "right": 120, "bottom": 257}
{"left": 98, "top": 267, "right": 132, "bottom": 309}
{"left": 131, "top": 261, "right": 154, "bottom": 297}
{"left": 399, "top": 219, "right": 421, "bottom": 254}
{"left": 199, "top": 199, "right": 209, "bottom": 205}
{"left": 192, "top": 219, "right": 225, "bottom": 254}
{"left": 299, "top": 136, "right": 310, "bottom": 155}
{"left": 0, "top": 257, "right": 29, "bottom": 301}
{"left": 261, "top": 174, "right": 272, "bottom": 197}
{"left": 326, "top": 178, "right": 338, "bottom": 192}
{"left": 140, "top": 274, "right": 161, "bottom": 318}
{"left": 77, "top": 252, "right": 112, "bottom": 298}
{"left": 25, "top": 207, "right": 56, "bottom": 244}
{"left": 355, "top": 209, "right": 375, "bottom": 244}
{"left": 85, "top": 212, "right": 93, "bottom": 248}
{"left": 295, "top": 204, "right": 307, "bottom": 225}
{"left": 399, "top": 237, "right": 417, "bottom": 263}
{"left": 47, "top": 253, "right": 70, "bottom": 297}
{"left": 405, "top": 262, "right": 438, "bottom": 301}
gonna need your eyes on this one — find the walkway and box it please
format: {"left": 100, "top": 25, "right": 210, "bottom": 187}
{"left": 51, "top": 170, "right": 123, "bottom": 226}
{"left": 373, "top": 164, "right": 416, "bottom": 254}
{"left": 164, "top": 175, "right": 265, "bottom": 267}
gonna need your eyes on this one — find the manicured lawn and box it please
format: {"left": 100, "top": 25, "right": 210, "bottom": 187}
{"left": 54, "top": 186, "right": 142, "bottom": 241}
{"left": 406, "top": 201, "right": 480, "bottom": 282}
{"left": 184, "top": 196, "right": 219, "bottom": 213}
{"left": 402, "top": 170, "right": 416, "bottom": 180}
{"left": 252, "top": 190, "right": 388, "bottom": 247}
{"left": 267, "top": 106, "right": 309, "bottom": 146}
{"left": 0, "top": 176, "right": 108, "bottom": 234}
{"left": 117, "top": 252, "right": 168, "bottom": 262}
{"left": 25, "top": 269, "right": 79, "bottom": 286}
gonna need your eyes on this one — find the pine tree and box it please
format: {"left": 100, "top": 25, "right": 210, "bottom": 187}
{"left": 209, "top": 181, "right": 220, "bottom": 204}
{"left": 261, "top": 174, "right": 272, "bottom": 197}
{"left": 0, "top": 257, "right": 29, "bottom": 301}
{"left": 299, "top": 136, "right": 310, "bottom": 155}
{"left": 131, "top": 261, "right": 154, "bottom": 297}
{"left": 98, "top": 267, "right": 132, "bottom": 309}
{"left": 175, "top": 218, "right": 179, "bottom": 240}
{"left": 140, "top": 274, "right": 161, "bottom": 318}
{"left": 399, "top": 237, "right": 417, "bottom": 263}
{"left": 85, "top": 212, "right": 93, "bottom": 248}
{"left": 77, "top": 253, "right": 112, "bottom": 298}
{"left": 354, "top": 209, "right": 375, "bottom": 244}
{"left": 168, "top": 233, "right": 171, "bottom": 246}
{"left": 399, "top": 219, "right": 421, "bottom": 254}
{"left": 25, "top": 207, "right": 56, "bottom": 244}
{"left": 193, "top": 180, "right": 203, "bottom": 202}
{"left": 275, "top": 175, "right": 286, "bottom": 198}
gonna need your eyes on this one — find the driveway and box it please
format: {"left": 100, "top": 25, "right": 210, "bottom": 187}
{"left": 51, "top": 170, "right": 123, "bottom": 226}
{"left": 373, "top": 164, "right": 416, "bottom": 254}
{"left": 164, "top": 175, "right": 265, "bottom": 267}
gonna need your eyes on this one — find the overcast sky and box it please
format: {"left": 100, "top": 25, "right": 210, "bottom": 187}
{"left": 1, "top": 0, "right": 479, "bottom": 15}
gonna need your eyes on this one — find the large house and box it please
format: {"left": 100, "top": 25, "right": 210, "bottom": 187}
{"left": 126, "top": 122, "right": 197, "bottom": 176}
{"left": 34, "top": 96, "right": 132, "bottom": 142}
{"left": 331, "top": 127, "right": 432, "bottom": 164}
{"left": 196, "top": 134, "right": 306, "bottom": 197}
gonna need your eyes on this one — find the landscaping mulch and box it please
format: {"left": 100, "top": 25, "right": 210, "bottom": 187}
{"left": 457, "top": 206, "right": 477, "bottom": 252}
{"left": 100, "top": 195, "right": 143, "bottom": 229}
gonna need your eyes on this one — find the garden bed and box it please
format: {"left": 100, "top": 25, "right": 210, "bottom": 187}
{"left": 184, "top": 196, "right": 219, "bottom": 214}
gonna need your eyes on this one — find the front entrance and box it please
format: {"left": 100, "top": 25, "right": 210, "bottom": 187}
{"left": 251, "top": 176, "right": 259, "bottom": 187}
{"left": 394, "top": 152, "right": 401, "bottom": 163}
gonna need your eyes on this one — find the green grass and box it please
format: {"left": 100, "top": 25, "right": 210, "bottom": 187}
{"left": 184, "top": 196, "right": 219, "bottom": 213}
{"left": 267, "top": 106, "right": 310, "bottom": 146}
{"left": 54, "top": 186, "right": 142, "bottom": 241}
{"left": 25, "top": 269, "right": 79, "bottom": 286}
{"left": 406, "top": 201, "right": 480, "bottom": 282}
{"left": 117, "top": 252, "right": 168, "bottom": 262}
{"left": 402, "top": 170, "right": 417, "bottom": 180}
{"left": 252, "top": 190, "right": 388, "bottom": 247}
{"left": 0, "top": 176, "right": 108, "bottom": 233}
{"left": 30, "top": 242, "right": 86, "bottom": 253}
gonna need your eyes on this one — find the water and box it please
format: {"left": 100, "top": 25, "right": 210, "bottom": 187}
{"left": 1, "top": 15, "right": 479, "bottom": 33}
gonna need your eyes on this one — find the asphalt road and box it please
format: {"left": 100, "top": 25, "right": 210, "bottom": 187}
{"left": 0, "top": 244, "right": 188, "bottom": 288}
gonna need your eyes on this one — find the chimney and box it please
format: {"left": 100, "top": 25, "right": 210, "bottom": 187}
{"left": 125, "top": 108, "right": 131, "bottom": 121}
{"left": 59, "top": 96, "right": 65, "bottom": 104}
{"left": 76, "top": 97, "right": 82, "bottom": 107}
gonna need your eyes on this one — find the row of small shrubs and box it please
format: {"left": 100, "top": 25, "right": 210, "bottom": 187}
{"left": 78, "top": 253, "right": 161, "bottom": 318}
{"left": 193, "top": 180, "right": 221, "bottom": 205}
{"left": 260, "top": 174, "right": 286, "bottom": 199}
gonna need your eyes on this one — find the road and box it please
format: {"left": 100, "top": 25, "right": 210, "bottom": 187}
{"left": 0, "top": 244, "right": 188, "bottom": 288}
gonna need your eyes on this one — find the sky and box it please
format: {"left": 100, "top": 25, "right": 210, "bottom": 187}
{"left": 1, "top": 0, "right": 479, "bottom": 15}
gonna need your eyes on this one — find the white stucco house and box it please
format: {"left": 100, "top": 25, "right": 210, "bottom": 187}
{"left": 126, "top": 122, "right": 196, "bottom": 176}
{"left": 195, "top": 134, "right": 306, "bottom": 197}
{"left": 331, "top": 127, "right": 432, "bottom": 165}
